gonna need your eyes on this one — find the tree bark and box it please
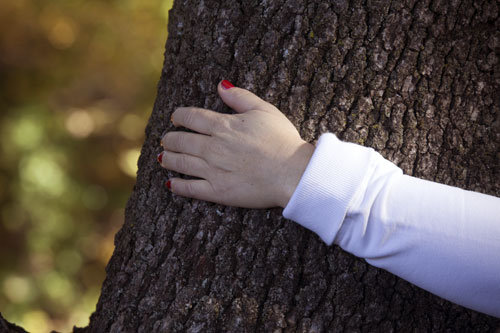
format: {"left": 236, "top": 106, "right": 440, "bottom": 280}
{"left": 87, "top": 0, "right": 500, "bottom": 332}
{"left": 0, "top": 312, "right": 27, "bottom": 333}
{"left": 5, "top": 0, "right": 497, "bottom": 332}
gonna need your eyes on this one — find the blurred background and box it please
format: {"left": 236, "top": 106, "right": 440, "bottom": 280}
{"left": 0, "top": 0, "right": 173, "bottom": 331}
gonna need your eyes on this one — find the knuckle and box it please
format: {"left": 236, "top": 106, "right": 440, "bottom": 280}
{"left": 175, "top": 154, "right": 188, "bottom": 171}
{"left": 226, "top": 115, "right": 245, "bottom": 132}
{"left": 162, "top": 132, "right": 173, "bottom": 148}
{"left": 184, "top": 182, "right": 195, "bottom": 197}
{"left": 173, "top": 133, "right": 185, "bottom": 150}
{"left": 213, "top": 115, "right": 229, "bottom": 132}
{"left": 182, "top": 109, "right": 195, "bottom": 128}
{"left": 208, "top": 141, "right": 225, "bottom": 156}
{"left": 209, "top": 179, "right": 224, "bottom": 195}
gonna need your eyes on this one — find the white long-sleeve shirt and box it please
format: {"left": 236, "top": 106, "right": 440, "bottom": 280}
{"left": 283, "top": 133, "right": 500, "bottom": 318}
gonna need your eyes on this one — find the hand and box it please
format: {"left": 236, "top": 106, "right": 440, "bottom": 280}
{"left": 159, "top": 80, "right": 315, "bottom": 208}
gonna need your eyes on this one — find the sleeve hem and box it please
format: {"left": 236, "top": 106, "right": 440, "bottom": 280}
{"left": 282, "top": 133, "right": 376, "bottom": 245}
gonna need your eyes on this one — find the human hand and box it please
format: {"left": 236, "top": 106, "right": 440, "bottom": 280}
{"left": 158, "top": 80, "right": 315, "bottom": 209}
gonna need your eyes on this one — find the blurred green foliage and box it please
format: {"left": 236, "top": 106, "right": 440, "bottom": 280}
{"left": 0, "top": 0, "right": 173, "bottom": 331}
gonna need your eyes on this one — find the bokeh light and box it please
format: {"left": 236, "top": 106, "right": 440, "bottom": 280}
{"left": 0, "top": 0, "right": 173, "bottom": 331}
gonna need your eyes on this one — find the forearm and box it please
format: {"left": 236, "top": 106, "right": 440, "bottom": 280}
{"left": 283, "top": 133, "right": 500, "bottom": 318}
{"left": 345, "top": 173, "right": 500, "bottom": 318}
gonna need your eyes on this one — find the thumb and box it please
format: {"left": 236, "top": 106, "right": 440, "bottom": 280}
{"left": 217, "top": 80, "right": 279, "bottom": 114}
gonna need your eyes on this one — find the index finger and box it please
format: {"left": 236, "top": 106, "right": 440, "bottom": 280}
{"left": 172, "top": 107, "right": 224, "bottom": 135}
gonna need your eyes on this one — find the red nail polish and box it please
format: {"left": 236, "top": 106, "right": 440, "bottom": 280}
{"left": 165, "top": 180, "right": 171, "bottom": 189}
{"left": 157, "top": 152, "right": 163, "bottom": 164}
{"left": 221, "top": 80, "right": 235, "bottom": 90}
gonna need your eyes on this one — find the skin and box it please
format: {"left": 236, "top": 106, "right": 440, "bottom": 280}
{"left": 159, "top": 81, "right": 315, "bottom": 209}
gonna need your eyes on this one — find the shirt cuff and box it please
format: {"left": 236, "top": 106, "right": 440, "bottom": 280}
{"left": 282, "top": 133, "right": 376, "bottom": 245}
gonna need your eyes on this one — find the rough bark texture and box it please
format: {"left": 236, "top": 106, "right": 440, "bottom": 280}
{"left": 83, "top": 0, "right": 500, "bottom": 332}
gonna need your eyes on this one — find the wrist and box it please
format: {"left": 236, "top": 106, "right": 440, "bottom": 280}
{"left": 279, "top": 141, "right": 315, "bottom": 208}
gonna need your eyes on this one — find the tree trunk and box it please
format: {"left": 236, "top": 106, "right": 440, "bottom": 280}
{"left": 6, "top": 0, "right": 499, "bottom": 332}
{"left": 87, "top": 0, "right": 500, "bottom": 331}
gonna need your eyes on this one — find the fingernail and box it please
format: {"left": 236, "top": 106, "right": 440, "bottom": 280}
{"left": 165, "top": 180, "right": 171, "bottom": 190}
{"left": 221, "top": 80, "right": 235, "bottom": 90}
{"left": 157, "top": 152, "right": 163, "bottom": 164}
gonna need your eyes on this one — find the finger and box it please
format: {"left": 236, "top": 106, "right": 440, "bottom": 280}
{"left": 161, "top": 131, "right": 208, "bottom": 157}
{"left": 172, "top": 107, "right": 224, "bottom": 135}
{"left": 160, "top": 150, "right": 209, "bottom": 179}
{"left": 167, "top": 178, "right": 217, "bottom": 202}
{"left": 217, "top": 80, "right": 279, "bottom": 114}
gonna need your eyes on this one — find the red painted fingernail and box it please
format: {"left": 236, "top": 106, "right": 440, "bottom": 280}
{"left": 157, "top": 152, "right": 163, "bottom": 164}
{"left": 221, "top": 80, "right": 235, "bottom": 90}
{"left": 165, "top": 180, "right": 171, "bottom": 190}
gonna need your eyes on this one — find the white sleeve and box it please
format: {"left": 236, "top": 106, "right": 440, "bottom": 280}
{"left": 283, "top": 133, "right": 500, "bottom": 318}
